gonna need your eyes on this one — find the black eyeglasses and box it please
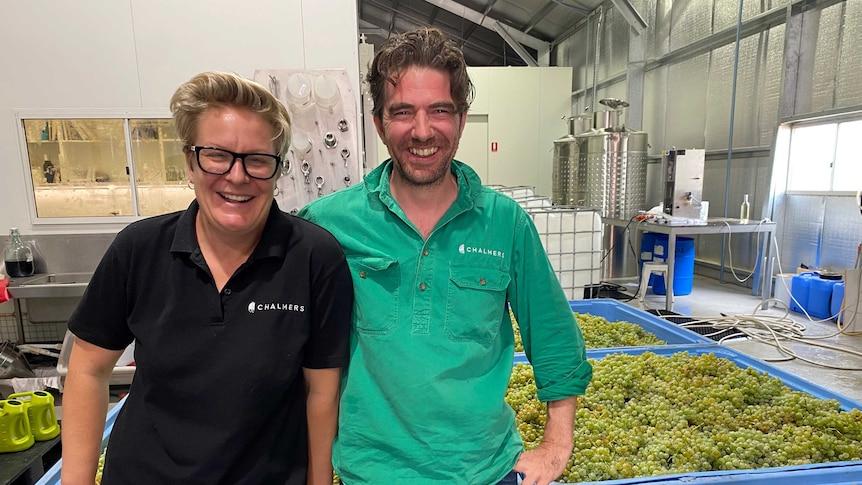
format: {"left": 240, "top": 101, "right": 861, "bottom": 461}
{"left": 189, "top": 146, "right": 282, "bottom": 180}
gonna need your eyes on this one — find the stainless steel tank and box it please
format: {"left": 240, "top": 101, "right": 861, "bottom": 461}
{"left": 552, "top": 98, "right": 648, "bottom": 219}
{"left": 553, "top": 99, "right": 649, "bottom": 283}
{"left": 551, "top": 115, "right": 592, "bottom": 206}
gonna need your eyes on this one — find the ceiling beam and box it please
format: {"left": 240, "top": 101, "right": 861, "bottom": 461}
{"left": 610, "top": 0, "right": 647, "bottom": 34}
{"left": 420, "top": 0, "right": 550, "bottom": 51}
{"left": 358, "top": 19, "right": 391, "bottom": 39}
{"left": 460, "top": 0, "right": 500, "bottom": 45}
{"left": 427, "top": 6, "right": 440, "bottom": 24}
{"left": 493, "top": 20, "right": 538, "bottom": 66}
{"left": 523, "top": 2, "right": 557, "bottom": 35}
{"left": 358, "top": 6, "right": 519, "bottom": 65}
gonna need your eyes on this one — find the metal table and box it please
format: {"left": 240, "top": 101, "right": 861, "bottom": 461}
{"left": 604, "top": 217, "right": 777, "bottom": 311}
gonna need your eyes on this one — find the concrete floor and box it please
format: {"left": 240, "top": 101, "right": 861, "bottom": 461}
{"left": 617, "top": 274, "right": 862, "bottom": 405}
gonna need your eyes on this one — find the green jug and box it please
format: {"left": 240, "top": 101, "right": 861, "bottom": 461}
{"left": 0, "top": 399, "right": 35, "bottom": 453}
{"left": 8, "top": 391, "right": 60, "bottom": 441}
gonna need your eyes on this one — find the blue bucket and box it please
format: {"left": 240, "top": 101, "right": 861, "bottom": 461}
{"left": 652, "top": 236, "right": 695, "bottom": 296}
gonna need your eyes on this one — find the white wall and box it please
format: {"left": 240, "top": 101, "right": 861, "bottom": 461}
{"left": 373, "top": 66, "right": 572, "bottom": 196}
{"left": 0, "top": 0, "right": 360, "bottom": 235}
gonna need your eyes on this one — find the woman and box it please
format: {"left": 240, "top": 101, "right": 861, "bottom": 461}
{"left": 60, "top": 71, "right": 353, "bottom": 485}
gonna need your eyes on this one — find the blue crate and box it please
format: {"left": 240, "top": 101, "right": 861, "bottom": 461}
{"left": 35, "top": 396, "right": 126, "bottom": 485}
{"left": 568, "top": 298, "right": 715, "bottom": 347}
{"left": 513, "top": 345, "right": 862, "bottom": 484}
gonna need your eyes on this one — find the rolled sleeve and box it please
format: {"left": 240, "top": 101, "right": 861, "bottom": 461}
{"left": 509, "top": 210, "right": 593, "bottom": 402}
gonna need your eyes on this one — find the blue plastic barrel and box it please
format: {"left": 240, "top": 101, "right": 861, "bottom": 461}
{"left": 808, "top": 276, "right": 840, "bottom": 319}
{"left": 831, "top": 281, "right": 845, "bottom": 322}
{"left": 639, "top": 232, "right": 658, "bottom": 287}
{"left": 652, "top": 236, "right": 695, "bottom": 296}
{"left": 789, "top": 272, "right": 817, "bottom": 314}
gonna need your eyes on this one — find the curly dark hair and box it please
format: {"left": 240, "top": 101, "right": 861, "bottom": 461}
{"left": 366, "top": 27, "right": 474, "bottom": 120}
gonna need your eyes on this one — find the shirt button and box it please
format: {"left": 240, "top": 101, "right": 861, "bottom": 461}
{"left": 419, "top": 282, "right": 427, "bottom": 291}
{"left": 479, "top": 278, "right": 486, "bottom": 286}
{"left": 359, "top": 271, "right": 367, "bottom": 278}
{"left": 423, "top": 249, "right": 429, "bottom": 256}
{"left": 224, "top": 288, "right": 232, "bottom": 295}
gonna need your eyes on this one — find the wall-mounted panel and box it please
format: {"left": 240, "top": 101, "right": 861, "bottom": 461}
{"left": 131, "top": 0, "right": 308, "bottom": 109}
{"left": 0, "top": 3, "right": 140, "bottom": 108}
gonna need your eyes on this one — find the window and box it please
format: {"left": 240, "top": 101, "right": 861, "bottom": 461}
{"left": 786, "top": 116, "right": 862, "bottom": 192}
{"left": 17, "top": 113, "right": 194, "bottom": 222}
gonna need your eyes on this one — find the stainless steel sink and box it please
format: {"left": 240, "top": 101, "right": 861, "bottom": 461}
{"left": 7, "top": 272, "right": 94, "bottom": 299}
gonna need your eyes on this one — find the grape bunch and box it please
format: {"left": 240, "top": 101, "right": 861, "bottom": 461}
{"left": 509, "top": 309, "right": 666, "bottom": 352}
{"left": 507, "top": 351, "right": 862, "bottom": 483}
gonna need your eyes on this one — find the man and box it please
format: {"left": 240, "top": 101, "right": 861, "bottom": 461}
{"left": 299, "top": 27, "right": 592, "bottom": 485}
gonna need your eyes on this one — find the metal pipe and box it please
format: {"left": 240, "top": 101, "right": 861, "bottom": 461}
{"left": 720, "top": 0, "right": 745, "bottom": 284}
{"left": 591, "top": 7, "right": 603, "bottom": 115}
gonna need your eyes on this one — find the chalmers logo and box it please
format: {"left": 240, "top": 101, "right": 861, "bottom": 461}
{"left": 458, "top": 243, "right": 505, "bottom": 259}
{"left": 247, "top": 301, "right": 306, "bottom": 314}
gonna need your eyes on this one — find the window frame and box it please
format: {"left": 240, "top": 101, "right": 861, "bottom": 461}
{"left": 14, "top": 109, "right": 177, "bottom": 227}
{"left": 782, "top": 110, "right": 862, "bottom": 197}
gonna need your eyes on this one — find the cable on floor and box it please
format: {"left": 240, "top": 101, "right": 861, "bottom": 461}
{"left": 645, "top": 233, "right": 862, "bottom": 370}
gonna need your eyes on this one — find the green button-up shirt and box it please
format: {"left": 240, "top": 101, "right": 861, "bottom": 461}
{"left": 298, "top": 160, "right": 592, "bottom": 484}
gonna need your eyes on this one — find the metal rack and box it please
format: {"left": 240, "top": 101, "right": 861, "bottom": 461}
{"left": 494, "top": 187, "right": 603, "bottom": 300}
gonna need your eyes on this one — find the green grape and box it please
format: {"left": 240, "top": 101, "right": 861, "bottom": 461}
{"left": 506, "top": 351, "right": 862, "bottom": 483}
{"left": 510, "top": 309, "right": 666, "bottom": 352}
{"left": 95, "top": 448, "right": 107, "bottom": 484}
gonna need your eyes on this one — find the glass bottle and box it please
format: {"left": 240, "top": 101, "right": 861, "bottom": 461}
{"left": 739, "top": 194, "right": 750, "bottom": 223}
{"left": 4, "top": 228, "right": 34, "bottom": 278}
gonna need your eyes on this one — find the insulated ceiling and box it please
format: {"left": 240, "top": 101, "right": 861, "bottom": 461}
{"left": 357, "top": 0, "right": 606, "bottom": 66}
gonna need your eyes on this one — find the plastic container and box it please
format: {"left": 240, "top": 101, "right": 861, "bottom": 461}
{"left": 789, "top": 272, "right": 817, "bottom": 314}
{"left": 312, "top": 74, "right": 341, "bottom": 110}
{"left": 831, "top": 281, "right": 845, "bottom": 323}
{"left": 808, "top": 274, "right": 841, "bottom": 319}
{"left": 285, "top": 72, "right": 313, "bottom": 108}
{"left": 0, "top": 399, "right": 34, "bottom": 453}
{"left": 8, "top": 391, "right": 60, "bottom": 441}
{"left": 773, "top": 273, "right": 794, "bottom": 309}
{"left": 651, "top": 235, "right": 695, "bottom": 296}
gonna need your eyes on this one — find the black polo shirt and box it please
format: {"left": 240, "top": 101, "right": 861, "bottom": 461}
{"left": 68, "top": 200, "right": 353, "bottom": 485}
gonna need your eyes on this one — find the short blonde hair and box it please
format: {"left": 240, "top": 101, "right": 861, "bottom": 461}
{"left": 170, "top": 71, "right": 291, "bottom": 157}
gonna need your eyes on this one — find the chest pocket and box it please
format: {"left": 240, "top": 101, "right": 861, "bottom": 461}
{"left": 348, "top": 256, "right": 400, "bottom": 335}
{"left": 445, "top": 266, "right": 510, "bottom": 345}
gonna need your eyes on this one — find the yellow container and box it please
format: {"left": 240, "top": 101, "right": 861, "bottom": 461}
{"left": 0, "top": 399, "right": 35, "bottom": 453}
{"left": 8, "top": 391, "right": 60, "bottom": 441}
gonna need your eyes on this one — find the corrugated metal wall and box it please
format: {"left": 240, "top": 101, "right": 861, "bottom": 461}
{"left": 555, "top": 0, "right": 862, "bottom": 284}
